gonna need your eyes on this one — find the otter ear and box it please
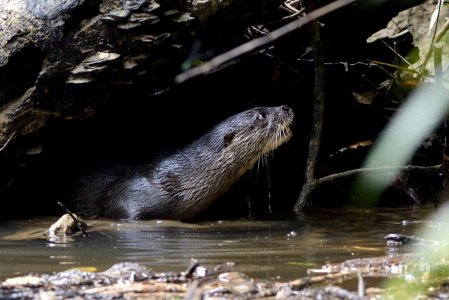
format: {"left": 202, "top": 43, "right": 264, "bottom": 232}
{"left": 223, "top": 131, "right": 235, "bottom": 147}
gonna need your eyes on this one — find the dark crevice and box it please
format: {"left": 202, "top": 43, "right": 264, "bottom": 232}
{"left": 0, "top": 44, "right": 45, "bottom": 107}
{"left": 63, "top": 0, "right": 102, "bottom": 35}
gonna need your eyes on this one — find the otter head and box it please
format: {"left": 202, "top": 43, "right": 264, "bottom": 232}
{"left": 157, "top": 105, "right": 294, "bottom": 219}
{"left": 215, "top": 105, "right": 294, "bottom": 173}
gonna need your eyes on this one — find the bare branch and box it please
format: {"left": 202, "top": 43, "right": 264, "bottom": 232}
{"left": 315, "top": 164, "right": 442, "bottom": 187}
{"left": 294, "top": 15, "right": 326, "bottom": 213}
{"left": 0, "top": 132, "right": 16, "bottom": 152}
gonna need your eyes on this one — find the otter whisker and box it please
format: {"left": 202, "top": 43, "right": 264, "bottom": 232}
{"left": 263, "top": 152, "right": 273, "bottom": 170}
{"left": 255, "top": 155, "right": 263, "bottom": 177}
{"left": 261, "top": 153, "right": 269, "bottom": 169}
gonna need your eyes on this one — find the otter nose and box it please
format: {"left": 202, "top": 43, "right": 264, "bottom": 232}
{"left": 280, "top": 105, "right": 293, "bottom": 114}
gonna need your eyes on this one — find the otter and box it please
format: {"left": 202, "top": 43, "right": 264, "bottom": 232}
{"left": 69, "top": 105, "right": 294, "bottom": 220}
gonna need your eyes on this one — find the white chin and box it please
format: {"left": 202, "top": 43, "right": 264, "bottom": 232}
{"left": 263, "top": 130, "right": 292, "bottom": 154}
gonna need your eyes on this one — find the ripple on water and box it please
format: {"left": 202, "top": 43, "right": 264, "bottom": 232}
{"left": 0, "top": 205, "right": 437, "bottom": 281}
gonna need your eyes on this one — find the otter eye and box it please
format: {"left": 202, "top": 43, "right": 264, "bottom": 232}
{"left": 223, "top": 132, "right": 235, "bottom": 147}
{"left": 257, "top": 112, "right": 266, "bottom": 120}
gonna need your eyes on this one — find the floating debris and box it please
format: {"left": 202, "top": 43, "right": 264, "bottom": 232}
{"left": 46, "top": 213, "right": 88, "bottom": 238}
{"left": 287, "top": 230, "right": 297, "bottom": 237}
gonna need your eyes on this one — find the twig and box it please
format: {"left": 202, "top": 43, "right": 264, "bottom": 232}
{"left": 294, "top": 6, "right": 326, "bottom": 213}
{"left": 281, "top": 0, "right": 305, "bottom": 21}
{"left": 57, "top": 201, "right": 89, "bottom": 237}
{"left": 0, "top": 132, "right": 15, "bottom": 152}
{"left": 315, "top": 164, "right": 442, "bottom": 187}
{"left": 175, "top": 0, "right": 356, "bottom": 84}
{"left": 282, "top": 8, "right": 305, "bottom": 21}
{"left": 357, "top": 271, "right": 365, "bottom": 297}
{"left": 380, "top": 40, "right": 419, "bottom": 71}
{"left": 368, "top": 59, "right": 424, "bottom": 76}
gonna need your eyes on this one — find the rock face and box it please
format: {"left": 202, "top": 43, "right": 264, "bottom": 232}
{"left": 0, "top": 0, "right": 430, "bottom": 217}
{"left": 0, "top": 0, "right": 282, "bottom": 202}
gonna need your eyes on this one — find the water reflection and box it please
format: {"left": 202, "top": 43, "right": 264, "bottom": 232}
{"left": 0, "top": 205, "right": 435, "bottom": 281}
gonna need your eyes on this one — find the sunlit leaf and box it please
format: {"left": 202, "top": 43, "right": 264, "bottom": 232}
{"left": 350, "top": 83, "right": 449, "bottom": 203}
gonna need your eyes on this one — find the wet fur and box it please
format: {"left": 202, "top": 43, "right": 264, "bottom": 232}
{"left": 69, "top": 106, "right": 294, "bottom": 220}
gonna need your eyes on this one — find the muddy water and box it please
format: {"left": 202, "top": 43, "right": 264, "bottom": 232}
{"left": 0, "top": 205, "right": 436, "bottom": 281}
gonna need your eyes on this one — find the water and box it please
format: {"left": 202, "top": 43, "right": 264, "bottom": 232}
{"left": 0, "top": 205, "right": 436, "bottom": 281}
